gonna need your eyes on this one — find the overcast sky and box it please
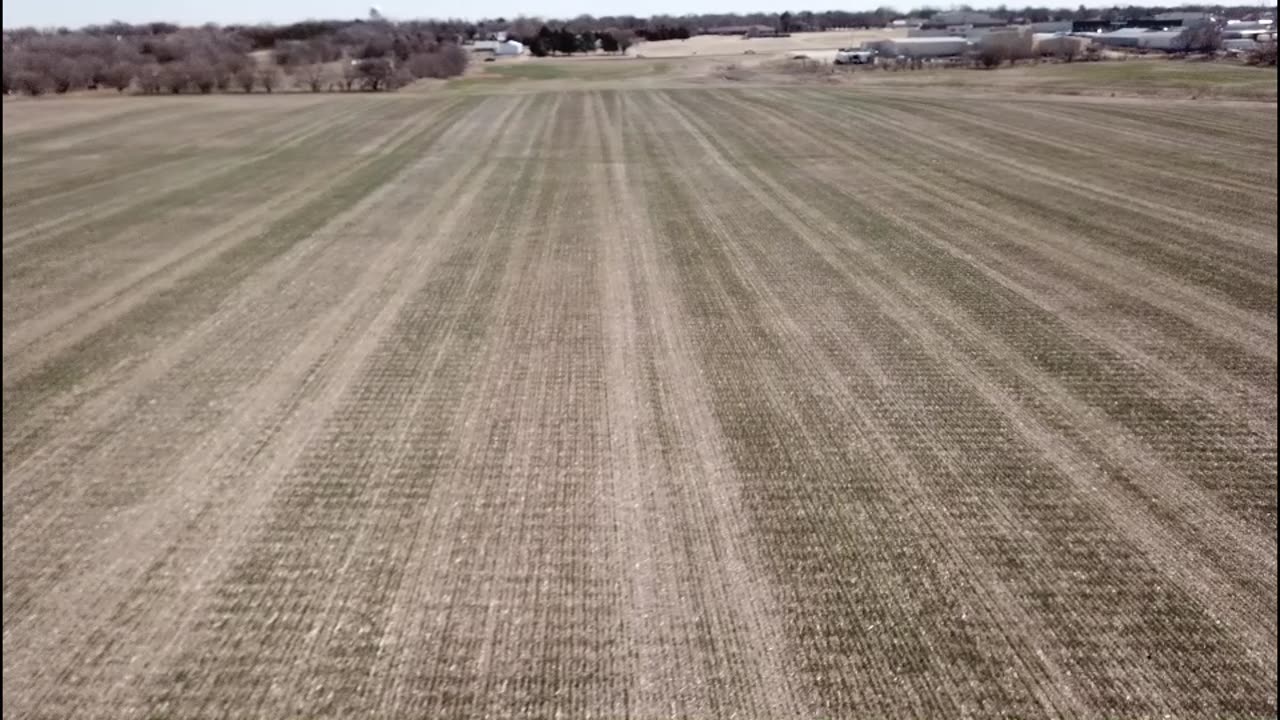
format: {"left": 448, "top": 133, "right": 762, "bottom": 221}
{"left": 0, "top": 0, "right": 1240, "bottom": 29}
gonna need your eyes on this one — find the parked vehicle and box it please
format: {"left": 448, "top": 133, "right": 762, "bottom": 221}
{"left": 834, "top": 48, "right": 876, "bottom": 64}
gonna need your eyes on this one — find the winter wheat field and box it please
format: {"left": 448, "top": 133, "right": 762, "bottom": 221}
{"left": 3, "top": 82, "right": 1277, "bottom": 718}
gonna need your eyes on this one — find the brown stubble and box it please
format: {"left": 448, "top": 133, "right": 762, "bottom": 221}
{"left": 591, "top": 88, "right": 806, "bottom": 718}
{"left": 2, "top": 94, "right": 499, "bottom": 718}
{"left": 654, "top": 86, "right": 1276, "bottom": 715}
{"left": 3, "top": 84, "right": 1276, "bottom": 719}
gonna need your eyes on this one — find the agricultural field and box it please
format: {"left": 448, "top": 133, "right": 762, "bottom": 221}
{"left": 2, "top": 83, "right": 1276, "bottom": 718}
{"left": 840, "top": 59, "right": 1280, "bottom": 100}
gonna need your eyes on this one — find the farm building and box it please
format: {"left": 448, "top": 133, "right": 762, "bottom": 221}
{"left": 1072, "top": 19, "right": 1118, "bottom": 33}
{"left": 1029, "top": 21, "right": 1073, "bottom": 33}
{"left": 908, "top": 27, "right": 966, "bottom": 37}
{"left": 1224, "top": 32, "right": 1276, "bottom": 51}
{"left": 1152, "top": 11, "right": 1213, "bottom": 26}
{"left": 1225, "top": 19, "right": 1274, "bottom": 32}
{"left": 470, "top": 39, "right": 524, "bottom": 56}
{"left": 1091, "top": 27, "right": 1155, "bottom": 48}
{"left": 921, "top": 11, "right": 1006, "bottom": 29}
{"left": 1135, "top": 31, "right": 1186, "bottom": 50}
{"left": 1224, "top": 25, "right": 1276, "bottom": 39}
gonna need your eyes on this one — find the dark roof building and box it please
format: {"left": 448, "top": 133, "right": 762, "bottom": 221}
{"left": 922, "top": 11, "right": 1005, "bottom": 28}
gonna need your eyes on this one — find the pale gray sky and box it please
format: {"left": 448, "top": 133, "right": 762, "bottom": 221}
{"left": 1, "top": 0, "right": 1221, "bottom": 29}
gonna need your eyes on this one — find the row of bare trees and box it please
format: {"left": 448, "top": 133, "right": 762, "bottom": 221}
{"left": 2, "top": 21, "right": 469, "bottom": 96}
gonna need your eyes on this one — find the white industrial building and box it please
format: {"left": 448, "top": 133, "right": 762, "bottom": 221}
{"left": 470, "top": 39, "right": 525, "bottom": 56}
{"left": 1134, "top": 30, "right": 1187, "bottom": 50}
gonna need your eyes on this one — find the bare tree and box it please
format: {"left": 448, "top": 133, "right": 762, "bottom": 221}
{"left": 1249, "top": 40, "right": 1278, "bottom": 66}
{"left": 159, "top": 63, "right": 189, "bottom": 93}
{"left": 440, "top": 44, "right": 469, "bottom": 75}
{"left": 212, "top": 61, "right": 236, "bottom": 91}
{"left": 235, "top": 65, "right": 256, "bottom": 92}
{"left": 356, "top": 57, "right": 393, "bottom": 90}
{"left": 136, "top": 64, "right": 163, "bottom": 94}
{"left": 257, "top": 65, "right": 281, "bottom": 92}
{"left": 972, "top": 44, "right": 1006, "bottom": 68}
{"left": 299, "top": 63, "right": 331, "bottom": 91}
{"left": 407, "top": 52, "right": 440, "bottom": 78}
{"left": 614, "top": 28, "right": 636, "bottom": 54}
{"left": 49, "top": 56, "right": 91, "bottom": 93}
{"left": 389, "top": 65, "right": 415, "bottom": 90}
{"left": 12, "top": 70, "right": 51, "bottom": 95}
{"left": 1176, "top": 23, "right": 1223, "bottom": 54}
{"left": 102, "top": 62, "right": 136, "bottom": 91}
{"left": 978, "top": 28, "right": 1034, "bottom": 67}
{"left": 186, "top": 60, "right": 216, "bottom": 93}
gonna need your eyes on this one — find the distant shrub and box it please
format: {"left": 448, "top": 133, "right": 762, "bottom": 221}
{"left": 234, "top": 65, "right": 256, "bottom": 92}
{"left": 1248, "top": 41, "right": 1277, "bottom": 66}
{"left": 405, "top": 45, "right": 468, "bottom": 80}
{"left": 257, "top": 66, "right": 281, "bottom": 93}
{"left": 11, "top": 70, "right": 51, "bottom": 95}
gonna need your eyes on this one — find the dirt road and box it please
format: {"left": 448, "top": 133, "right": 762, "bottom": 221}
{"left": 3, "top": 88, "right": 1276, "bottom": 718}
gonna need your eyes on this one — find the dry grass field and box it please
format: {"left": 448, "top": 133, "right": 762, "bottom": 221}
{"left": 3, "top": 78, "right": 1277, "bottom": 718}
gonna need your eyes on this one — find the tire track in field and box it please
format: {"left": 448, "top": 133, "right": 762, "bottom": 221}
{"left": 1, "top": 102, "right": 408, "bottom": 383}
{"left": 686, "top": 85, "right": 1274, "bottom": 576}
{"left": 0, "top": 102, "right": 197, "bottom": 153}
{"left": 752, "top": 90, "right": 1278, "bottom": 529}
{"left": 1, "top": 98, "right": 481, "bottom": 645}
{"left": 659, "top": 89, "right": 1275, "bottom": 713}
{"left": 351, "top": 93, "right": 633, "bottom": 719}
{"left": 0, "top": 98, "right": 469, "bottom": 468}
{"left": 638, "top": 92, "right": 1036, "bottom": 716}
{"left": 2, "top": 96, "right": 530, "bottom": 720}
{"left": 0, "top": 99, "right": 369, "bottom": 252}
{"left": 2, "top": 98, "right": 333, "bottom": 219}
{"left": 998, "top": 100, "right": 1275, "bottom": 189}
{"left": 590, "top": 89, "right": 804, "bottom": 718}
{"left": 2, "top": 104, "right": 256, "bottom": 203}
{"left": 1064, "top": 100, "right": 1280, "bottom": 150}
{"left": 641, "top": 89, "right": 1094, "bottom": 718}
{"left": 1, "top": 97, "right": 476, "bottom": 560}
{"left": 854, "top": 101, "right": 1278, "bottom": 316}
{"left": 874, "top": 96, "right": 1277, "bottom": 244}
{"left": 761, "top": 92, "right": 1276, "bottom": 394}
{"left": 139, "top": 95, "right": 564, "bottom": 719}
{"left": 892, "top": 96, "right": 1278, "bottom": 237}
{"left": 743, "top": 90, "right": 1277, "bottom": 445}
{"left": 826, "top": 95, "right": 1278, "bottom": 309}
{"left": 951, "top": 96, "right": 1275, "bottom": 173}
{"left": 0, "top": 101, "right": 371, "bottom": 287}
{"left": 809, "top": 93, "right": 1277, "bottom": 305}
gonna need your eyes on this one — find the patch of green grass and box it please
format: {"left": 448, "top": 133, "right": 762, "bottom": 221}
{"left": 862, "top": 58, "right": 1276, "bottom": 100}
{"left": 1035, "top": 60, "right": 1278, "bottom": 95}
{"left": 484, "top": 63, "right": 572, "bottom": 80}
{"left": 448, "top": 59, "right": 670, "bottom": 90}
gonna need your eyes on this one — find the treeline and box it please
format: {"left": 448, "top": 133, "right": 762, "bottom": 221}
{"left": 1, "top": 20, "right": 469, "bottom": 96}
{"left": 511, "top": 27, "right": 642, "bottom": 57}
{"left": 4, "top": 5, "right": 1272, "bottom": 94}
